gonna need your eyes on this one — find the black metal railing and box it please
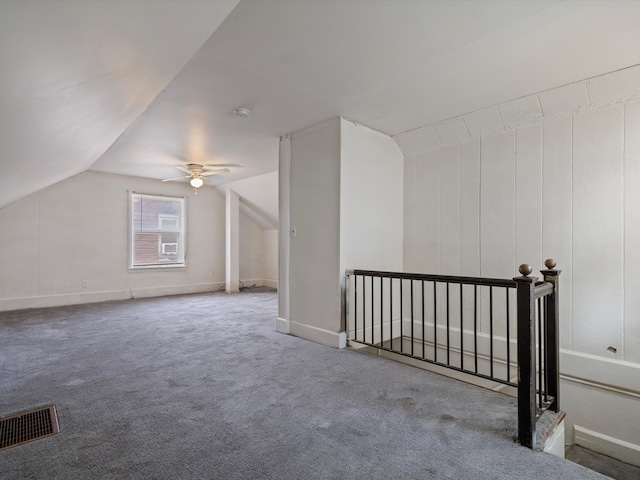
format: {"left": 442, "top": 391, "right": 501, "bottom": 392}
{"left": 344, "top": 260, "right": 560, "bottom": 448}
{"left": 514, "top": 260, "right": 560, "bottom": 448}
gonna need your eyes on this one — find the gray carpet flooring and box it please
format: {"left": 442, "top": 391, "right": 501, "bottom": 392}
{"left": 0, "top": 288, "right": 607, "bottom": 479}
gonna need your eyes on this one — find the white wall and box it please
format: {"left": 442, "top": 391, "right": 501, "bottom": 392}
{"left": 287, "top": 118, "right": 343, "bottom": 346}
{"left": 339, "top": 118, "right": 404, "bottom": 273}
{"left": 281, "top": 117, "right": 404, "bottom": 347}
{"left": 263, "top": 229, "right": 278, "bottom": 288}
{"left": 239, "top": 211, "right": 264, "bottom": 287}
{"left": 400, "top": 66, "right": 640, "bottom": 463}
{"left": 0, "top": 171, "right": 228, "bottom": 310}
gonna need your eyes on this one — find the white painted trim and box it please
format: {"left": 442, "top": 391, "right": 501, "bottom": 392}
{"left": 263, "top": 279, "right": 278, "bottom": 289}
{"left": 239, "top": 278, "right": 264, "bottom": 288}
{"left": 543, "top": 420, "right": 565, "bottom": 458}
{"left": 560, "top": 349, "right": 640, "bottom": 396}
{"left": 394, "top": 321, "right": 640, "bottom": 397}
{"left": 574, "top": 425, "right": 640, "bottom": 467}
{"left": 0, "top": 279, "right": 283, "bottom": 312}
{"left": 0, "top": 290, "right": 131, "bottom": 311}
{"left": 130, "top": 282, "right": 223, "bottom": 299}
{"left": 276, "top": 316, "right": 290, "bottom": 334}
{"left": 226, "top": 188, "right": 240, "bottom": 294}
{"left": 0, "top": 282, "right": 225, "bottom": 311}
{"left": 289, "top": 320, "right": 347, "bottom": 348}
{"left": 278, "top": 134, "right": 291, "bottom": 323}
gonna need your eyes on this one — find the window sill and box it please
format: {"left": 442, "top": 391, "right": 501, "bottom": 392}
{"left": 128, "top": 264, "right": 187, "bottom": 272}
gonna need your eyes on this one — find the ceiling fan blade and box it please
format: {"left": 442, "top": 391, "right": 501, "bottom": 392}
{"left": 162, "top": 175, "right": 191, "bottom": 182}
{"left": 175, "top": 165, "right": 191, "bottom": 174}
{"left": 203, "top": 163, "right": 241, "bottom": 168}
{"left": 201, "top": 168, "right": 230, "bottom": 176}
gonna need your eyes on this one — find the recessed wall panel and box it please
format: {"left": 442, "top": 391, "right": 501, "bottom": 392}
{"left": 459, "top": 140, "right": 480, "bottom": 277}
{"left": 542, "top": 117, "right": 573, "bottom": 350}
{"left": 480, "top": 131, "right": 516, "bottom": 278}
{"left": 441, "top": 145, "right": 460, "bottom": 275}
{"left": 572, "top": 106, "right": 624, "bottom": 357}
{"left": 624, "top": 100, "right": 640, "bottom": 363}
{"left": 404, "top": 155, "right": 416, "bottom": 272}
{"left": 515, "top": 124, "right": 542, "bottom": 269}
{"left": 414, "top": 150, "right": 441, "bottom": 274}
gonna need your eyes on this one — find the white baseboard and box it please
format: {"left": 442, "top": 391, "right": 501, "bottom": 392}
{"left": 263, "top": 278, "right": 278, "bottom": 289}
{"left": 131, "top": 282, "right": 222, "bottom": 299}
{"left": 0, "top": 289, "right": 131, "bottom": 311}
{"left": 560, "top": 349, "right": 640, "bottom": 395}
{"left": 240, "top": 278, "right": 277, "bottom": 290}
{"left": 574, "top": 425, "right": 640, "bottom": 467}
{"left": 240, "top": 278, "right": 263, "bottom": 289}
{"left": 276, "top": 317, "right": 290, "bottom": 334}
{"left": 289, "top": 320, "right": 347, "bottom": 349}
{"left": 0, "top": 282, "right": 224, "bottom": 311}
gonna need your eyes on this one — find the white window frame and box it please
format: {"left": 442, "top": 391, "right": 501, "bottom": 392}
{"left": 129, "top": 192, "right": 186, "bottom": 269}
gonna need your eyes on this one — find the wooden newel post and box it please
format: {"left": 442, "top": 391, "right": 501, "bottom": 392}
{"left": 540, "top": 259, "right": 561, "bottom": 412}
{"left": 514, "top": 263, "right": 537, "bottom": 448}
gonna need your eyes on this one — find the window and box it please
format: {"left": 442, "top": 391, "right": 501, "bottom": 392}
{"left": 130, "top": 193, "right": 185, "bottom": 268}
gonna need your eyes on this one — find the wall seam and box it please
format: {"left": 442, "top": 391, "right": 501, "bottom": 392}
{"left": 37, "top": 191, "right": 41, "bottom": 297}
{"left": 514, "top": 129, "right": 518, "bottom": 274}
{"left": 457, "top": 144, "right": 461, "bottom": 275}
{"left": 439, "top": 148, "right": 443, "bottom": 274}
{"left": 570, "top": 114, "right": 575, "bottom": 352}
{"left": 413, "top": 155, "right": 417, "bottom": 272}
{"left": 479, "top": 137, "right": 483, "bottom": 278}
{"left": 622, "top": 102, "right": 626, "bottom": 359}
{"left": 538, "top": 124, "right": 543, "bottom": 268}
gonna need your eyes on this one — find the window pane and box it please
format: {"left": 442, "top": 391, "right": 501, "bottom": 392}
{"left": 131, "top": 194, "right": 185, "bottom": 267}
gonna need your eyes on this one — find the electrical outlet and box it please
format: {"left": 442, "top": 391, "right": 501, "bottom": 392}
{"left": 82, "top": 280, "right": 88, "bottom": 289}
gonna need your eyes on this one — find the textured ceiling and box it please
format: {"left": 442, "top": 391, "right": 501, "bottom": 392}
{"left": 2, "top": 0, "right": 640, "bottom": 216}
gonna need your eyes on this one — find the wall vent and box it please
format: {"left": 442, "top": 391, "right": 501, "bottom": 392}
{"left": 0, "top": 405, "right": 60, "bottom": 451}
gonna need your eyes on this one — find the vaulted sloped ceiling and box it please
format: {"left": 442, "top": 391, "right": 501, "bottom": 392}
{"left": 2, "top": 1, "right": 640, "bottom": 215}
{"left": 0, "top": 0, "right": 238, "bottom": 209}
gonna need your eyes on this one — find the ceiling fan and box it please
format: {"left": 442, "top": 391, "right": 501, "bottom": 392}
{"left": 162, "top": 163, "right": 230, "bottom": 194}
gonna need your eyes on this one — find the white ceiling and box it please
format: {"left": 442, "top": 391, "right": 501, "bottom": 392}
{"left": 2, "top": 0, "right": 640, "bottom": 217}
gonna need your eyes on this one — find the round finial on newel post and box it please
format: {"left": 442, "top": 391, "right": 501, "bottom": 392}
{"left": 519, "top": 264, "right": 533, "bottom": 276}
{"left": 545, "top": 258, "right": 557, "bottom": 269}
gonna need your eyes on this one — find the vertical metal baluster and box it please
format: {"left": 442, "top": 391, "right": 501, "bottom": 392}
{"left": 364, "top": 276, "right": 368, "bottom": 344}
{"left": 474, "top": 285, "right": 478, "bottom": 374}
{"left": 538, "top": 297, "right": 543, "bottom": 408}
{"left": 400, "top": 278, "right": 404, "bottom": 353}
{"left": 354, "top": 275, "right": 358, "bottom": 342}
{"left": 411, "top": 279, "right": 414, "bottom": 356}
{"left": 543, "top": 296, "right": 549, "bottom": 403}
{"left": 345, "top": 273, "right": 350, "bottom": 347}
{"left": 506, "top": 287, "right": 511, "bottom": 383}
{"left": 380, "top": 276, "right": 384, "bottom": 348}
{"left": 433, "top": 281, "right": 438, "bottom": 363}
{"left": 390, "top": 277, "right": 394, "bottom": 350}
{"left": 490, "top": 286, "right": 494, "bottom": 379}
{"left": 460, "top": 283, "right": 464, "bottom": 371}
{"left": 422, "top": 280, "right": 426, "bottom": 360}
{"left": 446, "top": 282, "right": 450, "bottom": 366}
{"left": 371, "top": 275, "right": 374, "bottom": 345}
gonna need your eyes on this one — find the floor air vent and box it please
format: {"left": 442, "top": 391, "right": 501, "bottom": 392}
{"left": 0, "top": 405, "right": 60, "bottom": 451}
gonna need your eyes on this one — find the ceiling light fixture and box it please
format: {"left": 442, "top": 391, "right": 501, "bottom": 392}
{"left": 233, "top": 107, "right": 251, "bottom": 118}
{"left": 190, "top": 176, "right": 204, "bottom": 193}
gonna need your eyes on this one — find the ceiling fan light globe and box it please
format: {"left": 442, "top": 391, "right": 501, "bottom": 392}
{"left": 190, "top": 177, "right": 204, "bottom": 188}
